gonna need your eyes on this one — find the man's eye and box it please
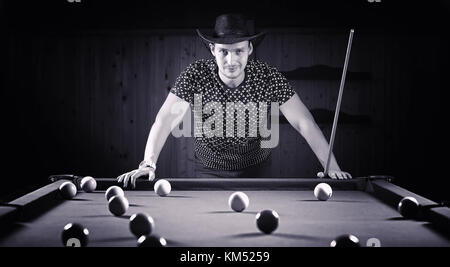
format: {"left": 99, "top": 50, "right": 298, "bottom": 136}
{"left": 220, "top": 50, "right": 228, "bottom": 55}
{"left": 235, "top": 50, "right": 242, "bottom": 54}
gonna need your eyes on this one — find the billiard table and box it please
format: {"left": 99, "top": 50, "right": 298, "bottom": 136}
{"left": 0, "top": 176, "right": 449, "bottom": 247}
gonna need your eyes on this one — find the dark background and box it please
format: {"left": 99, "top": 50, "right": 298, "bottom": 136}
{"left": 1, "top": 0, "right": 449, "bottom": 202}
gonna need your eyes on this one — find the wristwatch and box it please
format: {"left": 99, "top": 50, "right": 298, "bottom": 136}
{"left": 139, "top": 160, "right": 156, "bottom": 170}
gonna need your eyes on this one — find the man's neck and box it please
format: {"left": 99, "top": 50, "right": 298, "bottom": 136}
{"left": 219, "top": 72, "right": 245, "bottom": 89}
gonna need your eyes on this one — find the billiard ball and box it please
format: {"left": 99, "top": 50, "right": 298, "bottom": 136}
{"left": 108, "top": 195, "right": 129, "bottom": 216}
{"left": 330, "top": 234, "right": 360, "bottom": 247}
{"left": 59, "top": 181, "right": 77, "bottom": 200}
{"left": 130, "top": 213, "right": 155, "bottom": 238}
{"left": 228, "top": 192, "right": 249, "bottom": 212}
{"left": 154, "top": 179, "right": 171, "bottom": 197}
{"left": 81, "top": 176, "right": 97, "bottom": 193}
{"left": 317, "top": 171, "right": 326, "bottom": 178}
{"left": 256, "top": 209, "right": 279, "bottom": 234}
{"left": 105, "top": 185, "right": 124, "bottom": 201}
{"left": 398, "top": 196, "right": 420, "bottom": 219}
{"left": 314, "top": 183, "right": 332, "bottom": 201}
{"left": 137, "top": 235, "right": 167, "bottom": 247}
{"left": 62, "top": 223, "right": 89, "bottom": 247}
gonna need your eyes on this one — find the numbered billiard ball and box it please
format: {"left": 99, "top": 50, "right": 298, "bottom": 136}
{"left": 154, "top": 179, "right": 171, "bottom": 197}
{"left": 137, "top": 235, "right": 167, "bottom": 247}
{"left": 330, "top": 234, "right": 360, "bottom": 247}
{"left": 108, "top": 195, "right": 129, "bottom": 216}
{"left": 228, "top": 192, "right": 249, "bottom": 212}
{"left": 130, "top": 213, "right": 155, "bottom": 238}
{"left": 398, "top": 196, "right": 420, "bottom": 219}
{"left": 256, "top": 209, "right": 279, "bottom": 234}
{"left": 314, "top": 183, "right": 332, "bottom": 201}
{"left": 62, "top": 223, "right": 89, "bottom": 247}
{"left": 81, "top": 176, "right": 97, "bottom": 193}
{"left": 59, "top": 181, "right": 77, "bottom": 200}
{"left": 105, "top": 185, "right": 124, "bottom": 201}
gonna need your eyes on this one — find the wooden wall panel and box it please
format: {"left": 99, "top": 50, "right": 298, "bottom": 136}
{"left": 4, "top": 29, "right": 446, "bottom": 182}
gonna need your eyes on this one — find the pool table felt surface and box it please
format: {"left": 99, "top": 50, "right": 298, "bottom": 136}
{"left": 1, "top": 189, "right": 449, "bottom": 247}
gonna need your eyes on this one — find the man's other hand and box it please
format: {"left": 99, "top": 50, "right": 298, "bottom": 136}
{"left": 117, "top": 167, "right": 156, "bottom": 188}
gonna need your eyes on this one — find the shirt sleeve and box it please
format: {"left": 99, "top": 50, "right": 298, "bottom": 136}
{"left": 170, "top": 62, "right": 200, "bottom": 105}
{"left": 269, "top": 68, "right": 295, "bottom": 106}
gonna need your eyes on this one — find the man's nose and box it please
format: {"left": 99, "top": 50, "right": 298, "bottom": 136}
{"left": 225, "top": 53, "right": 235, "bottom": 64}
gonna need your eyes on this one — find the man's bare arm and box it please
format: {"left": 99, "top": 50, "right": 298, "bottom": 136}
{"left": 117, "top": 92, "right": 190, "bottom": 187}
{"left": 280, "top": 93, "right": 351, "bottom": 179}
{"left": 144, "top": 92, "right": 190, "bottom": 163}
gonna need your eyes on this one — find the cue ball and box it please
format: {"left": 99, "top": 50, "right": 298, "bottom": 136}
{"left": 108, "top": 195, "right": 129, "bottom": 216}
{"left": 256, "top": 209, "right": 279, "bottom": 234}
{"left": 130, "top": 213, "right": 155, "bottom": 238}
{"left": 105, "top": 185, "right": 124, "bottom": 201}
{"left": 59, "top": 181, "right": 77, "bottom": 200}
{"left": 62, "top": 223, "right": 89, "bottom": 247}
{"left": 228, "top": 192, "right": 249, "bottom": 212}
{"left": 398, "top": 196, "right": 420, "bottom": 219}
{"left": 314, "top": 183, "right": 333, "bottom": 201}
{"left": 81, "top": 176, "right": 97, "bottom": 193}
{"left": 154, "top": 179, "right": 171, "bottom": 197}
{"left": 137, "top": 235, "right": 167, "bottom": 247}
{"left": 330, "top": 234, "right": 360, "bottom": 247}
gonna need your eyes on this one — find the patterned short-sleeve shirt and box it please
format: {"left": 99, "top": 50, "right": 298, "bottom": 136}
{"left": 170, "top": 59, "right": 295, "bottom": 170}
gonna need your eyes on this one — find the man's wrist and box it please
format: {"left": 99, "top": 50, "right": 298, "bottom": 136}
{"left": 139, "top": 160, "right": 156, "bottom": 170}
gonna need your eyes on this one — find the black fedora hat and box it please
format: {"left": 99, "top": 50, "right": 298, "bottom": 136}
{"left": 196, "top": 14, "right": 266, "bottom": 46}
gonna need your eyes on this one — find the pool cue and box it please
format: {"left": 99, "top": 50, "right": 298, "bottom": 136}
{"left": 322, "top": 29, "right": 354, "bottom": 178}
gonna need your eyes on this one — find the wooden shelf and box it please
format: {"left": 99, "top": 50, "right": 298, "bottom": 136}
{"left": 281, "top": 65, "right": 371, "bottom": 81}
{"left": 280, "top": 108, "right": 372, "bottom": 125}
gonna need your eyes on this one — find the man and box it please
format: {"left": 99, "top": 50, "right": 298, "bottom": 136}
{"left": 117, "top": 14, "right": 351, "bottom": 188}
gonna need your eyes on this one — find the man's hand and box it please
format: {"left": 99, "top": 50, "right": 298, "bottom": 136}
{"left": 117, "top": 166, "right": 156, "bottom": 189}
{"left": 318, "top": 170, "right": 352, "bottom": 179}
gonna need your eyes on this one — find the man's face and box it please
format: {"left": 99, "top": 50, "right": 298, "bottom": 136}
{"left": 210, "top": 41, "right": 253, "bottom": 80}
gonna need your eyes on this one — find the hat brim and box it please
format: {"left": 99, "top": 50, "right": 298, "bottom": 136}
{"left": 196, "top": 29, "right": 266, "bottom": 47}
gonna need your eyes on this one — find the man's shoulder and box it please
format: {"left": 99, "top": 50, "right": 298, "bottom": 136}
{"left": 248, "top": 59, "right": 280, "bottom": 74}
{"left": 185, "top": 59, "right": 215, "bottom": 72}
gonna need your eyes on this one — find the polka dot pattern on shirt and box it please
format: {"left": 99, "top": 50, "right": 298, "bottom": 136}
{"left": 170, "top": 59, "right": 295, "bottom": 171}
